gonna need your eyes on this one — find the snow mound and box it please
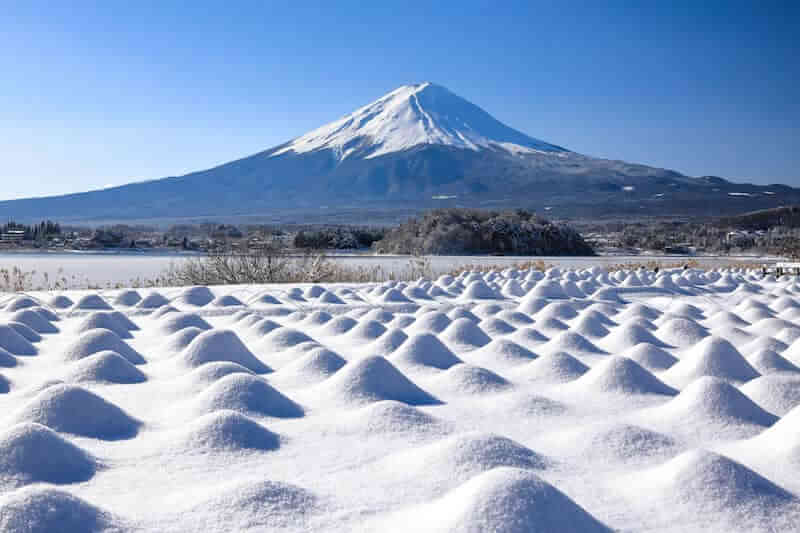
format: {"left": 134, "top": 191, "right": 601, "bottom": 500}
{"left": 7, "top": 322, "right": 41, "bottom": 343}
{"left": 160, "top": 327, "right": 205, "bottom": 354}
{"left": 113, "top": 289, "right": 142, "bottom": 306}
{"left": 337, "top": 400, "right": 446, "bottom": 435}
{"left": 628, "top": 449, "right": 796, "bottom": 524}
{"left": 13, "top": 384, "right": 140, "bottom": 439}
{"left": 136, "top": 291, "right": 170, "bottom": 309}
{"left": 536, "top": 301, "right": 579, "bottom": 321}
{"left": 571, "top": 356, "right": 676, "bottom": 395}
{"left": 316, "top": 316, "right": 358, "bottom": 336}
{"left": 64, "top": 351, "right": 147, "bottom": 384}
{"left": 159, "top": 312, "right": 212, "bottom": 335}
{"left": 655, "top": 317, "right": 709, "bottom": 347}
{"left": 211, "top": 294, "right": 244, "bottom": 307}
{"left": 317, "top": 290, "right": 345, "bottom": 304}
{"left": 622, "top": 343, "right": 678, "bottom": 371}
{"left": 109, "top": 311, "right": 138, "bottom": 331}
{"left": 9, "top": 309, "right": 58, "bottom": 334}
{"left": 175, "top": 410, "right": 280, "bottom": 453}
{"left": 517, "top": 295, "right": 549, "bottom": 315}
{"left": 528, "top": 280, "right": 568, "bottom": 299}
{"left": 539, "top": 331, "right": 604, "bottom": 355}
{"left": 299, "top": 310, "right": 333, "bottom": 327}
{"left": 180, "top": 330, "right": 271, "bottom": 374}
{"left": 558, "top": 422, "right": 677, "bottom": 462}
{"left": 387, "top": 432, "right": 547, "bottom": 484}
{"left": 410, "top": 467, "right": 611, "bottom": 533}
{"left": 646, "top": 377, "right": 777, "bottom": 435}
{"left": 740, "top": 375, "right": 800, "bottom": 416}
{"left": 377, "top": 288, "right": 412, "bottom": 303}
{"left": 513, "top": 351, "right": 589, "bottom": 384}
{"left": 364, "top": 328, "right": 408, "bottom": 356}
{"left": 181, "top": 479, "right": 318, "bottom": 530}
{"left": 478, "top": 317, "right": 516, "bottom": 336}
{"left": 0, "top": 423, "right": 96, "bottom": 488}
{"left": 180, "top": 362, "right": 254, "bottom": 391}
{"left": 249, "top": 292, "right": 283, "bottom": 306}
{"left": 0, "top": 347, "right": 17, "bottom": 368}
{"left": 193, "top": 374, "right": 303, "bottom": 418}
{"left": 48, "top": 294, "right": 73, "bottom": 309}
{"left": 747, "top": 349, "right": 799, "bottom": 375}
{"left": 342, "top": 320, "right": 387, "bottom": 342}
{"left": 0, "top": 487, "right": 123, "bottom": 532}
{"left": 245, "top": 318, "right": 281, "bottom": 338}
{"left": 495, "top": 310, "right": 534, "bottom": 326}
{"left": 406, "top": 311, "right": 451, "bottom": 334}
{"left": 276, "top": 347, "right": 346, "bottom": 386}
{"left": 465, "top": 339, "right": 537, "bottom": 370}
{"left": 76, "top": 312, "right": 131, "bottom": 338}
{"left": 459, "top": 280, "right": 500, "bottom": 300}
{"left": 151, "top": 305, "right": 179, "bottom": 319}
{"left": 616, "top": 303, "right": 661, "bottom": 321}
{"left": 429, "top": 364, "right": 513, "bottom": 394}
{"left": 258, "top": 327, "right": 315, "bottom": 352}
{"left": 599, "top": 324, "right": 669, "bottom": 352}
{"left": 62, "top": 329, "right": 144, "bottom": 365}
{"left": 71, "top": 294, "right": 112, "bottom": 310}
{"left": 390, "top": 333, "right": 463, "bottom": 370}
{"left": 661, "top": 336, "right": 760, "bottom": 387}
{"left": 439, "top": 318, "right": 492, "bottom": 351}
{"left": 4, "top": 296, "right": 39, "bottom": 312}
{"left": 317, "top": 356, "right": 440, "bottom": 406}
{"left": 568, "top": 315, "right": 610, "bottom": 338}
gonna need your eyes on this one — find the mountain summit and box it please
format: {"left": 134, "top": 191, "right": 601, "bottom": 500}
{"left": 1, "top": 83, "right": 796, "bottom": 222}
{"left": 271, "top": 82, "right": 567, "bottom": 160}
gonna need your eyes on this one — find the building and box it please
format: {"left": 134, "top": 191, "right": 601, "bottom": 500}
{"left": 0, "top": 229, "right": 25, "bottom": 242}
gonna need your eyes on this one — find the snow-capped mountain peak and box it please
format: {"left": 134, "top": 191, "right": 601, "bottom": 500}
{"left": 272, "top": 82, "right": 568, "bottom": 160}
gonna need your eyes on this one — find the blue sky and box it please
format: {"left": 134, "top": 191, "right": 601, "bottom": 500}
{"left": 1, "top": 1, "right": 797, "bottom": 200}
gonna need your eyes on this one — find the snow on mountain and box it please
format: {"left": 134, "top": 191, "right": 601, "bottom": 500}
{"left": 272, "top": 82, "right": 568, "bottom": 161}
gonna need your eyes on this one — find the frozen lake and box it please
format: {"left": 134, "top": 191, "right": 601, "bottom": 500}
{"left": 0, "top": 250, "right": 778, "bottom": 289}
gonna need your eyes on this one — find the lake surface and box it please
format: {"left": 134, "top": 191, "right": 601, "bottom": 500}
{"left": 0, "top": 250, "right": 778, "bottom": 289}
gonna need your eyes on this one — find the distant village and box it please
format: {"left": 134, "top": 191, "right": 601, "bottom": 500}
{"left": 0, "top": 220, "right": 379, "bottom": 254}
{"left": 2, "top": 212, "right": 798, "bottom": 258}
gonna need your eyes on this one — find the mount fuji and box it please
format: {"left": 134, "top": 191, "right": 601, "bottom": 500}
{"left": 2, "top": 82, "right": 797, "bottom": 222}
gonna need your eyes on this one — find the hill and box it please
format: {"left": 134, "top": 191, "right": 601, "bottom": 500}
{"left": 1, "top": 83, "right": 797, "bottom": 223}
{"left": 374, "top": 209, "right": 594, "bottom": 256}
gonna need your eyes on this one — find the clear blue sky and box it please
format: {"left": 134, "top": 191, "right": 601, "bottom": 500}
{"left": 1, "top": 0, "right": 797, "bottom": 200}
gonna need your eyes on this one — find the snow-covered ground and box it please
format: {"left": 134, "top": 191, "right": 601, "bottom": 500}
{"left": 0, "top": 251, "right": 777, "bottom": 289}
{"left": 1, "top": 267, "right": 800, "bottom": 531}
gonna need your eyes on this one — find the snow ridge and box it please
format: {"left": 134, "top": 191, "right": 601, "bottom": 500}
{"left": 272, "top": 82, "right": 568, "bottom": 160}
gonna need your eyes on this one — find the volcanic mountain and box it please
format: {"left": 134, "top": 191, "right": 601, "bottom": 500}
{"left": 3, "top": 82, "right": 797, "bottom": 222}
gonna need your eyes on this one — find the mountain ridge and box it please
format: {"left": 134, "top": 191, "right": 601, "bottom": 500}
{"left": 1, "top": 83, "right": 797, "bottom": 222}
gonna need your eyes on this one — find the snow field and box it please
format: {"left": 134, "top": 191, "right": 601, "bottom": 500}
{"left": 1, "top": 267, "right": 800, "bottom": 531}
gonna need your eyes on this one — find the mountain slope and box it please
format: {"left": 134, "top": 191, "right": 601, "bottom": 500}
{"left": 1, "top": 83, "right": 797, "bottom": 222}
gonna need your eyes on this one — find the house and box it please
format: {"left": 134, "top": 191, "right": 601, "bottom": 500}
{"left": 1, "top": 229, "right": 25, "bottom": 243}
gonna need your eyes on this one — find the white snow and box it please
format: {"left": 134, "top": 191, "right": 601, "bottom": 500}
{"left": 1, "top": 267, "right": 800, "bottom": 531}
{"left": 271, "top": 82, "right": 567, "bottom": 160}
